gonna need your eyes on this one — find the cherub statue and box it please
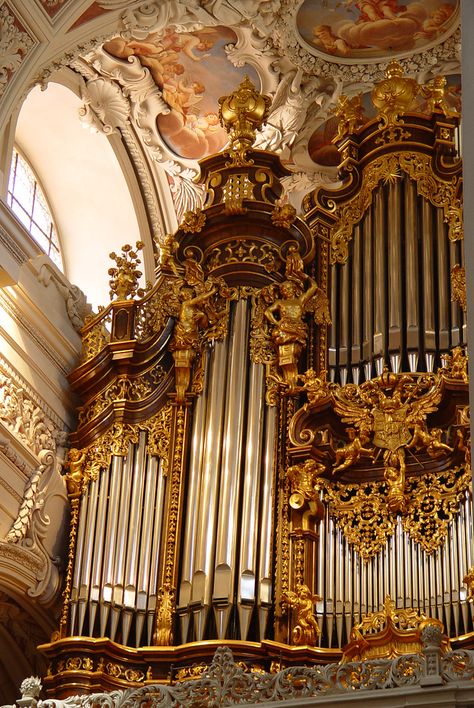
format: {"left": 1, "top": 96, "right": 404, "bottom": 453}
{"left": 281, "top": 583, "right": 321, "bottom": 645}
{"left": 333, "top": 427, "right": 373, "bottom": 474}
{"left": 383, "top": 448, "right": 406, "bottom": 514}
{"left": 298, "top": 368, "right": 331, "bottom": 408}
{"left": 421, "top": 75, "right": 452, "bottom": 115}
{"left": 287, "top": 458, "right": 325, "bottom": 509}
{"left": 334, "top": 94, "right": 364, "bottom": 139}
{"left": 408, "top": 423, "right": 453, "bottom": 458}
{"left": 171, "top": 285, "right": 218, "bottom": 352}
{"left": 63, "top": 447, "right": 86, "bottom": 496}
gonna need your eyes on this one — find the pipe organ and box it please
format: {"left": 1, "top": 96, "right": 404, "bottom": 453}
{"left": 42, "top": 69, "right": 473, "bottom": 695}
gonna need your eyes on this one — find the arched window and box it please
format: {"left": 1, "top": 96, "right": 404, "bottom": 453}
{"left": 7, "top": 148, "right": 63, "bottom": 270}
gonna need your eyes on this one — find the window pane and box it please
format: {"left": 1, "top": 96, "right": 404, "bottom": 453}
{"left": 8, "top": 148, "right": 64, "bottom": 272}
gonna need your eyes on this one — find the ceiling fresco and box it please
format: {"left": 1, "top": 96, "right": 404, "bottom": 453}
{"left": 103, "top": 27, "right": 259, "bottom": 160}
{"left": 296, "top": 0, "right": 458, "bottom": 59}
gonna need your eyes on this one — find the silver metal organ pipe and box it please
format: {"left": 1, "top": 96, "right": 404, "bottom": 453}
{"left": 388, "top": 180, "right": 401, "bottom": 337}
{"left": 405, "top": 179, "right": 418, "bottom": 350}
{"left": 179, "top": 352, "right": 209, "bottom": 615}
{"left": 351, "top": 224, "right": 361, "bottom": 375}
{"left": 239, "top": 360, "right": 265, "bottom": 640}
{"left": 422, "top": 199, "right": 435, "bottom": 350}
{"left": 78, "top": 476, "right": 99, "bottom": 635}
{"left": 100, "top": 455, "right": 122, "bottom": 636}
{"left": 111, "top": 446, "right": 133, "bottom": 640}
{"left": 70, "top": 484, "right": 89, "bottom": 634}
{"left": 122, "top": 433, "right": 147, "bottom": 644}
{"left": 136, "top": 454, "right": 158, "bottom": 646}
{"left": 213, "top": 300, "right": 249, "bottom": 638}
{"left": 191, "top": 336, "right": 229, "bottom": 639}
{"left": 89, "top": 468, "right": 109, "bottom": 634}
{"left": 436, "top": 209, "right": 449, "bottom": 349}
{"left": 362, "top": 210, "right": 373, "bottom": 368}
{"left": 373, "top": 188, "right": 385, "bottom": 360}
{"left": 258, "top": 405, "right": 277, "bottom": 641}
{"left": 147, "top": 458, "right": 166, "bottom": 645}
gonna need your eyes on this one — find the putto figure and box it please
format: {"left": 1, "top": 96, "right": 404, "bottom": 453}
{"left": 262, "top": 246, "right": 330, "bottom": 391}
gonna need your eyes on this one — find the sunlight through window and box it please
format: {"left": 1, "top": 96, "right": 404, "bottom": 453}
{"left": 7, "top": 148, "right": 63, "bottom": 270}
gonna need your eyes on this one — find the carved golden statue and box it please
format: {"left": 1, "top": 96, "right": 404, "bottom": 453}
{"left": 298, "top": 367, "right": 331, "bottom": 408}
{"left": 333, "top": 427, "right": 373, "bottom": 474}
{"left": 421, "top": 75, "right": 452, "bottom": 115}
{"left": 334, "top": 94, "right": 364, "bottom": 139}
{"left": 264, "top": 277, "right": 330, "bottom": 391}
{"left": 282, "top": 583, "right": 321, "bottom": 645}
{"left": 287, "top": 459, "right": 325, "bottom": 509}
{"left": 383, "top": 448, "right": 406, "bottom": 514}
{"left": 63, "top": 447, "right": 86, "bottom": 497}
{"left": 408, "top": 424, "right": 453, "bottom": 458}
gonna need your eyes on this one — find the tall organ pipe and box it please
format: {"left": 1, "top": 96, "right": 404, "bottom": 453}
{"left": 258, "top": 405, "right": 277, "bottom": 640}
{"left": 178, "top": 353, "right": 209, "bottom": 642}
{"left": 191, "top": 336, "right": 229, "bottom": 639}
{"left": 213, "top": 300, "right": 250, "bottom": 638}
{"left": 100, "top": 455, "right": 122, "bottom": 636}
{"left": 238, "top": 359, "right": 265, "bottom": 639}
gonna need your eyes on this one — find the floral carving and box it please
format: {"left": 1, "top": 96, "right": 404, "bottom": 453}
{"left": 0, "top": 4, "right": 33, "bottom": 98}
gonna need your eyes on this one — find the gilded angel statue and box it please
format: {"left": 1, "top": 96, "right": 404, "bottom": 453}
{"left": 281, "top": 583, "right": 321, "bottom": 645}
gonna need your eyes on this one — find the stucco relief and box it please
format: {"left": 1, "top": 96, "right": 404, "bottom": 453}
{"left": 0, "top": 3, "right": 34, "bottom": 97}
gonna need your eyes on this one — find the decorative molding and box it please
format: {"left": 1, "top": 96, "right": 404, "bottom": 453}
{"left": 0, "top": 356, "right": 65, "bottom": 430}
{"left": 0, "top": 290, "right": 72, "bottom": 376}
{"left": 0, "top": 469, "right": 23, "bottom": 504}
{"left": 29, "top": 255, "right": 91, "bottom": 333}
{"left": 0, "top": 540, "right": 44, "bottom": 573}
{"left": 0, "top": 2, "right": 34, "bottom": 99}
{"left": 17, "top": 644, "right": 474, "bottom": 706}
{"left": 5, "top": 449, "right": 55, "bottom": 543}
{"left": 0, "top": 222, "right": 29, "bottom": 266}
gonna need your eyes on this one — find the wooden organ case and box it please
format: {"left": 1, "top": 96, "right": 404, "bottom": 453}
{"left": 41, "top": 70, "right": 472, "bottom": 695}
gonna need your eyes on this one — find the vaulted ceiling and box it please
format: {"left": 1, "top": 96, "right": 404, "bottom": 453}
{"left": 0, "top": 0, "right": 461, "bottom": 307}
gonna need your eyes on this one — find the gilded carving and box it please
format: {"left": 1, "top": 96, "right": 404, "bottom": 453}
{"left": 421, "top": 75, "right": 454, "bottom": 116}
{"left": 402, "top": 466, "right": 471, "bottom": 554}
{"left": 298, "top": 368, "right": 332, "bottom": 409}
{"left": 108, "top": 242, "right": 146, "bottom": 301}
{"left": 154, "top": 584, "right": 175, "bottom": 646}
{"left": 331, "top": 152, "right": 462, "bottom": 264}
{"left": 322, "top": 479, "right": 395, "bottom": 560}
{"left": 371, "top": 62, "right": 419, "bottom": 127}
{"left": 81, "top": 310, "right": 112, "bottom": 363}
{"left": 271, "top": 203, "right": 296, "bottom": 229}
{"left": 333, "top": 427, "right": 373, "bottom": 474}
{"left": 451, "top": 264, "right": 467, "bottom": 312}
{"left": 167, "top": 259, "right": 230, "bottom": 402}
{"left": 262, "top": 260, "right": 330, "bottom": 392}
{"left": 281, "top": 583, "right": 321, "bottom": 645}
{"left": 78, "top": 404, "right": 172, "bottom": 484}
{"left": 441, "top": 345, "right": 468, "bottom": 383}
{"left": 287, "top": 459, "right": 324, "bottom": 509}
{"left": 78, "top": 369, "right": 163, "bottom": 427}
{"left": 218, "top": 75, "right": 271, "bottom": 165}
{"left": 332, "top": 370, "right": 449, "bottom": 513}
{"left": 334, "top": 94, "right": 364, "bottom": 140}
{"left": 205, "top": 240, "right": 281, "bottom": 273}
{"left": 180, "top": 209, "right": 206, "bottom": 233}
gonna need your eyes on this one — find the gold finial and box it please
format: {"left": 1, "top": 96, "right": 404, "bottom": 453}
{"left": 108, "top": 241, "right": 145, "bottom": 300}
{"left": 371, "top": 61, "right": 419, "bottom": 127}
{"left": 218, "top": 76, "right": 271, "bottom": 164}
